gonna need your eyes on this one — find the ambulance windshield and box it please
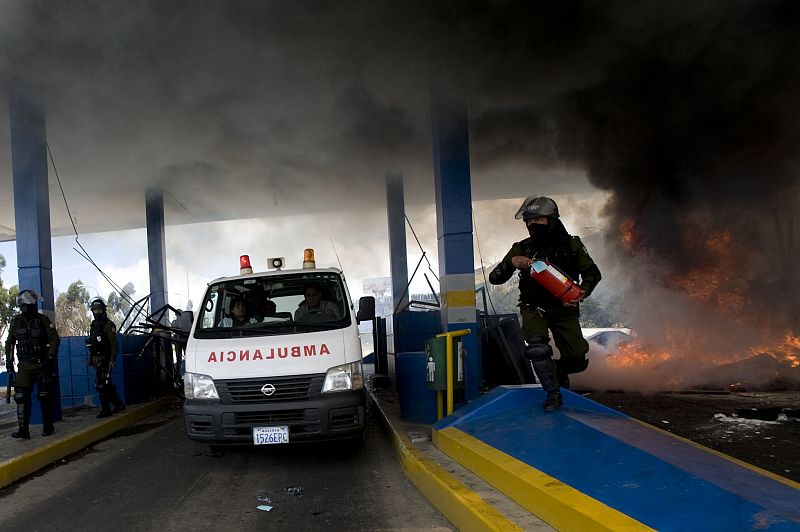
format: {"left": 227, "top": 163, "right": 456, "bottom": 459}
{"left": 195, "top": 272, "right": 350, "bottom": 337}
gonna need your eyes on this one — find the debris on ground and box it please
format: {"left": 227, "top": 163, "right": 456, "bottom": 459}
{"left": 255, "top": 491, "right": 271, "bottom": 503}
{"left": 256, "top": 505, "right": 273, "bottom": 512}
{"left": 284, "top": 486, "right": 304, "bottom": 497}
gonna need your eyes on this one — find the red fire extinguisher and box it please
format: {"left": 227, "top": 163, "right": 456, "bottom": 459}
{"left": 530, "top": 260, "right": 582, "bottom": 303}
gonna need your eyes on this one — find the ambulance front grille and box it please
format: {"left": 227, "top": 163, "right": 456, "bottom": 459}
{"left": 216, "top": 374, "right": 325, "bottom": 404}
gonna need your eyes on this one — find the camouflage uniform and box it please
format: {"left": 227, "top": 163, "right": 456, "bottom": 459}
{"left": 491, "top": 213, "right": 601, "bottom": 410}
{"left": 4, "top": 312, "right": 60, "bottom": 438}
{"left": 87, "top": 314, "right": 125, "bottom": 417}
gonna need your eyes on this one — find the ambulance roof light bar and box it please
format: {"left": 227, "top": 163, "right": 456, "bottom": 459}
{"left": 240, "top": 255, "right": 253, "bottom": 275}
{"left": 303, "top": 248, "right": 316, "bottom": 269}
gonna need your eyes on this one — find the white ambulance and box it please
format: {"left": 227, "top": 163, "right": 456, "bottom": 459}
{"left": 183, "top": 250, "right": 375, "bottom": 446}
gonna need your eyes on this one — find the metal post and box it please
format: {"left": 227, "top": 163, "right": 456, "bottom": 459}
{"left": 437, "top": 328, "right": 470, "bottom": 416}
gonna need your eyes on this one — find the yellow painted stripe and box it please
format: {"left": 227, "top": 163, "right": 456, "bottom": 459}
{"left": 434, "top": 426, "right": 654, "bottom": 532}
{"left": 628, "top": 417, "right": 800, "bottom": 490}
{"left": 368, "top": 392, "right": 522, "bottom": 532}
{"left": 444, "top": 289, "right": 476, "bottom": 308}
{"left": 0, "top": 397, "right": 173, "bottom": 490}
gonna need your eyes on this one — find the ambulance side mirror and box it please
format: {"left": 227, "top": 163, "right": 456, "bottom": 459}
{"left": 356, "top": 296, "right": 376, "bottom": 323}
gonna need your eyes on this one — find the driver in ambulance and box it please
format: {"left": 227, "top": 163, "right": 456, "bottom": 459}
{"left": 294, "top": 281, "right": 340, "bottom": 321}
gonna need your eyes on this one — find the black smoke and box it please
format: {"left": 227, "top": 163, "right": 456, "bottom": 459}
{"left": 1, "top": 1, "right": 798, "bottom": 285}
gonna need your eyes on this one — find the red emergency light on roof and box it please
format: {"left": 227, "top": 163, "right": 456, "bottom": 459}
{"left": 240, "top": 255, "right": 253, "bottom": 275}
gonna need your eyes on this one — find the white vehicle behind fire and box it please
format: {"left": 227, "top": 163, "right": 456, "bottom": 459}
{"left": 183, "top": 250, "right": 375, "bottom": 446}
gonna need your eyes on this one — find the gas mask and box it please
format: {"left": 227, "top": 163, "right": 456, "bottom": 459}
{"left": 527, "top": 223, "right": 549, "bottom": 241}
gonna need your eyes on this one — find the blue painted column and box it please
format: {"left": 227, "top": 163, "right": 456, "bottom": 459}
{"left": 431, "top": 97, "right": 480, "bottom": 402}
{"left": 10, "top": 90, "right": 55, "bottom": 317}
{"left": 10, "top": 88, "right": 61, "bottom": 423}
{"left": 145, "top": 187, "right": 168, "bottom": 317}
{"left": 386, "top": 173, "right": 409, "bottom": 313}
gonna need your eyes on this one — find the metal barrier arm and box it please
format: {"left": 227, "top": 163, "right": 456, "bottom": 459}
{"left": 436, "top": 328, "right": 471, "bottom": 417}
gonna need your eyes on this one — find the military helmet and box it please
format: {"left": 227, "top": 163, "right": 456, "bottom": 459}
{"left": 514, "top": 195, "right": 560, "bottom": 221}
{"left": 89, "top": 297, "right": 107, "bottom": 311}
{"left": 17, "top": 289, "right": 43, "bottom": 306}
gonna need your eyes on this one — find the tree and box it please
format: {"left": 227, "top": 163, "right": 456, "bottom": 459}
{"left": 0, "top": 254, "right": 20, "bottom": 344}
{"left": 107, "top": 282, "right": 136, "bottom": 324}
{"left": 55, "top": 280, "right": 92, "bottom": 336}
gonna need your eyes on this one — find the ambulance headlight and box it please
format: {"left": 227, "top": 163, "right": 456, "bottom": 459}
{"left": 184, "top": 372, "right": 219, "bottom": 400}
{"left": 322, "top": 361, "right": 364, "bottom": 393}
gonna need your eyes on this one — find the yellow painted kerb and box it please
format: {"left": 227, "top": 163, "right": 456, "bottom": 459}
{"left": 368, "top": 391, "right": 522, "bottom": 532}
{"left": 0, "top": 397, "right": 173, "bottom": 490}
{"left": 434, "top": 426, "right": 655, "bottom": 532}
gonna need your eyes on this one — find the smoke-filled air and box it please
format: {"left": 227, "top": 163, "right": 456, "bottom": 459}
{"left": 1, "top": 1, "right": 798, "bottom": 390}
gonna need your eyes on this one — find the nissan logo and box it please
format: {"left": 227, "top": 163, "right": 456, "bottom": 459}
{"left": 261, "top": 383, "right": 276, "bottom": 396}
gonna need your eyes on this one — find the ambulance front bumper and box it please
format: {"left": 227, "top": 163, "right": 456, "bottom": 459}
{"left": 183, "top": 389, "right": 366, "bottom": 444}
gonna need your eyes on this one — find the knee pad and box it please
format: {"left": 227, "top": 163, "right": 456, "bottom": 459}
{"left": 525, "top": 335, "right": 553, "bottom": 361}
{"left": 37, "top": 388, "right": 50, "bottom": 401}
{"left": 559, "top": 357, "right": 589, "bottom": 375}
{"left": 14, "top": 389, "right": 29, "bottom": 404}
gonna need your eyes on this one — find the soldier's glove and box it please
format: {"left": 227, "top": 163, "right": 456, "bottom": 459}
{"left": 87, "top": 357, "right": 94, "bottom": 367}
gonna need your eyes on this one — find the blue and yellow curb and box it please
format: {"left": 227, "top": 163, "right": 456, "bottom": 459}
{"left": 367, "top": 389, "right": 523, "bottom": 532}
{"left": 0, "top": 396, "right": 174, "bottom": 490}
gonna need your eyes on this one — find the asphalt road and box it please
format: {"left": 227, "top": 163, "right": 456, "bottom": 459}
{"left": 0, "top": 403, "right": 453, "bottom": 531}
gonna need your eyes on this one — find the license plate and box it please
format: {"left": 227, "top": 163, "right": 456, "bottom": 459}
{"left": 252, "top": 426, "right": 289, "bottom": 445}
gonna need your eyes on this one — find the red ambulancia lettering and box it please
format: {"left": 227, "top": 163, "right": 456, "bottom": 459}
{"left": 208, "top": 344, "right": 330, "bottom": 363}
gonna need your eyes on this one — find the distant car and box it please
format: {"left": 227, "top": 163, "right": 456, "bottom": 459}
{"left": 586, "top": 330, "right": 633, "bottom": 350}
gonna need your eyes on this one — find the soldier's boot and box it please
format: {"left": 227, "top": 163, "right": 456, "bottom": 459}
{"left": 109, "top": 383, "right": 126, "bottom": 414}
{"left": 41, "top": 401, "right": 55, "bottom": 437}
{"left": 12, "top": 399, "right": 31, "bottom": 439}
{"left": 97, "top": 394, "right": 113, "bottom": 418}
{"left": 526, "top": 338, "right": 563, "bottom": 413}
{"left": 542, "top": 390, "right": 563, "bottom": 412}
{"left": 553, "top": 358, "right": 568, "bottom": 389}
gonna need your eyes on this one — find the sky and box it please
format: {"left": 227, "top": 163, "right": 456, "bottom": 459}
{"left": 1, "top": 1, "right": 799, "bottom": 389}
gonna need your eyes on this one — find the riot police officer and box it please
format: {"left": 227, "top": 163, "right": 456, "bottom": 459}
{"left": 4, "top": 289, "right": 60, "bottom": 438}
{"left": 87, "top": 297, "right": 125, "bottom": 418}
{"left": 490, "top": 196, "right": 601, "bottom": 412}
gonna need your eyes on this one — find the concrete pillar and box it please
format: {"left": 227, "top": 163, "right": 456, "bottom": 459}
{"left": 10, "top": 89, "right": 55, "bottom": 319}
{"left": 431, "top": 97, "right": 480, "bottom": 401}
{"left": 386, "top": 173, "right": 409, "bottom": 313}
{"left": 145, "top": 187, "right": 168, "bottom": 317}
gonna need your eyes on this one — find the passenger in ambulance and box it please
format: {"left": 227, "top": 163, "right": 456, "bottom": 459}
{"left": 256, "top": 299, "right": 277, "bottom": 321}
{"left": 294, "top": 282, "right": 340, "bottom": 321}
{"left": 218, "top": 296, "right": 258, "bottom": 327}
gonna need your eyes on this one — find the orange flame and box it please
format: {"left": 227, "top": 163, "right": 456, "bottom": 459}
{"left": 748, "top": 333, "right": 800, "bottom": 368}
{"left": 620, "top": 218, "right": 638, "bottom": 251}
{"left": 606, "top": 341, "right": 672, "bottom": 367}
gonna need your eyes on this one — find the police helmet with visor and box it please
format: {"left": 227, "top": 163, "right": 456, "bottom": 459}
{"left": 514, "top": 195, "right": 560, "bottom": 221}
{"left": 17, "top": 289, "right": 43, "bottom": 306}
{"left": 89, "top": 297, "right": 107, "bottom": 312}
